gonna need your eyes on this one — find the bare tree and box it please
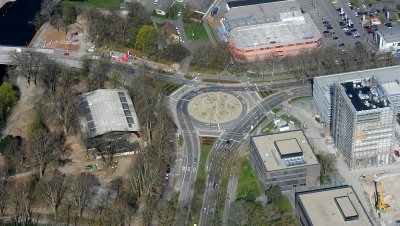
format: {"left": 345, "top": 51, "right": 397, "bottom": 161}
{"left": 37, "top": 170, "right": 68, "bottom": 223}
{"left": 38, "top": 91, "right": 82, "bottom": 136}
{"left": 39, "top": 58, "right": 62, "bottom": 92}
{"left": 26, "top": 127, "right": 68, "bottom": 178}
{"left": 69, "top": 173, "right": 99, "bottom": 220}
{"left": 10, "top": 51, "right": 46, "bottom": 85}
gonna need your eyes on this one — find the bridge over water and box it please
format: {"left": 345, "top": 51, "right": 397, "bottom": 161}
{"left": 0, "top": 45, "right": 82, "bottom": 67}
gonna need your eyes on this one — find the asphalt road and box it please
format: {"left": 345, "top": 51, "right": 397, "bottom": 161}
{"left": 172, "top": 80, "right": 310, "bottom": 225}
{"left": 198, "top": 86, "right": 311, "bottom": 225}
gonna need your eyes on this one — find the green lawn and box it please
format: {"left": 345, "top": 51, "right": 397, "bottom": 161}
{"left": 189, "top": 66, "right": 220, "bottom": 74}
{"left": 288, "top": 96, "right": 311, "bottom": 104}
{"left": 277, "top": 195, "right": 293, "bottom": 213}
{"left": 191, "top": 140, "right": 214, "bottom": 225}
{"left": 202, "top": 78, "right": 240, "bottom": 84}
{"left": 184, "top": 23, "right": 209, "bottom": 41}
{"left": 271, "top": 107, "right": 281, "bottom": 113}
{"left": 236, "top": 156, "right": 264, "bottom": 200}
{"left": 62, "top": 0, "right": 122, "bottom": 8}
{"left": 280, "top": 114, "right": 301, "bottom": 128}
{"left": 157, "top": 80, "right": 182, "bottom": 96}
{"left": 261, "top": 121, "right": 275, "bottom": 135}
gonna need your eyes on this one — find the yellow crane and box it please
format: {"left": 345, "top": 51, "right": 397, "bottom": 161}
{"left": 374, "top": 180, "right": 390, "bottom": 212}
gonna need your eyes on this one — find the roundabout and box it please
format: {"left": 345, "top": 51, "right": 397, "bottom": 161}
{"left": 187, "top": 91, "right": 246, "bottom": 126}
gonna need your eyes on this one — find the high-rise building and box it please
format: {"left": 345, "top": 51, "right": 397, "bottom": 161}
{"left": 331, "top": 78, "right": 395, "bottom": 168}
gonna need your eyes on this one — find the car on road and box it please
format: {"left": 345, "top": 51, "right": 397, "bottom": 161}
{"left": 385, "top": 23, "right": 393, "bottom": 28}
{"left": 353, "top": 31, "right": 360, "bottom": 38}
{"left": 194, "top": 158, "right": 197, "bottom": 164}
{"left": 345, "top": 31, "right": 352, "bottom": 36}
{"left": 339, "top": 43, "right": 345, "bottom": 47}
{"left": 327, "top": 25, "right": 333, "bottom": 30}
{"left": 355, "top": 12, "right": 359, "bottom": 16}
{"left": 154, "top": 0, "right": 158, "bottom": 4}
{"left": 165, "top": 173, "right": 169, "bottom": 180}
{"left": 342, "top": 27, "right": 348, "bottom": 31}
{"left": 64, "top": 52, "right": 69, "bottom": 56}
{"left": 333, "top": 36, "right": 338, "bottom": 40}
{"left": 348, "top": 3, "right": 352, "bottom": 7}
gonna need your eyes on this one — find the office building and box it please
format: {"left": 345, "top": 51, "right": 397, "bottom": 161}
{"left": 331, "top": 78, "right": 395, "bottom": 168}
{"left": 295, "top": 185, "right": 373, "bottom": 226}
{"left": 250, "top": 130, "right": 320, "bottom": 191}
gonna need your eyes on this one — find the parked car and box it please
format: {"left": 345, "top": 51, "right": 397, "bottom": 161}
{"left": 333, "top": 36, "right": 338, "bottom": 40}
{"left": 194, "top": 158, "right": 197, "bottom": 164}
{"left": 345, "top": 31, "right": 352, "bottom": 36}
{"left": 385, "top": 23, "right": 393, "bottom": 28}
{"left": 339, "top": 43, "right": 345, "bottom": 47}
{"left": 348, "top": 3, "right": 352, "bottom": 7}
{"left": 353, "top": 31, "right": 360, "bottom": 38}
{"left": 351, "top": 29, "right": 357, "bottom": 32}
{"left": 395, "top": 150, "right": 399, "bottom": 157}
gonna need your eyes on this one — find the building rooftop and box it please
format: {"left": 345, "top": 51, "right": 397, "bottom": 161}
{"left": 155, "top": 0, "right": 174, "bottom": 11}
{"left": 381, "top": 79, "right": 400, "bottom": 96}
{"left": 228, "top": 13, "right": 321, "bottom": 49}
{"left": 224, "top": 0, "right": 300, "bottom": 30}
{"left": 314, "top": 65, "right": 400, "bottom": 102}
{"left": 226, "top": 0, "right": 286, "bottom": 9}
{"left": 377, "top": 27, "right": 400, "bottom": 43}
{"left": 80, "top": 89, "right": 140, "bottom": 137}
{"left": 296, "top": 185, "right": 373, "bottom": 226}
{"left": 340, "top": 78, "right": 389, "bottom": 111}
{"left": 251, "top": 130, "right": 319, "bottom": 171}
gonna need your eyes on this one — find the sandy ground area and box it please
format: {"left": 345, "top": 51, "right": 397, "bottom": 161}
{"left": 362, "top": 173, "right": 400, "bottom": 226}
{"left": 187, "top": 92, "right": 242, "bottom": 124}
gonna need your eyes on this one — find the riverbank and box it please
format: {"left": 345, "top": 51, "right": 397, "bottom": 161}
{"left": 0, "top": 0, "right": 15, "bottom": 9}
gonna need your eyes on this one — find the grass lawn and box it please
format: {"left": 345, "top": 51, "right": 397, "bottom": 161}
{"left": 236, "top": 156, "right": 264, "bottom": 200}
{"left": 288, "top": 95, "right": 311, "bottom": 104}
{"left": 190, "top": 138, "right": 215, "bottom": 225}
{"left": 184, "top": 23, "right": 209, "bottom": 41}
{"left": 157, "top": 80, "right": 182, "bottom": 96}
{"left": 258, "top": 90, "right": 276, "bottom": 98}
{"left": 202, "top": 78, "right": 240, "bottom": 84}
{"left": 277, "top": 195, "right": 293, "bottom": 213}
{"left": 261, "top": 121, "right": 275, "bottom": 134}
{"left": 189, "top": 66, "right": 220, "bottom": 74}
{"left": 280, "top": 114, "right": 301, "bottom": 128}
{"left": 62, "top": 0, "right": 122, "bottom": 8}
{"left": 271, "top": 107, "right": 281, "bottom": 113}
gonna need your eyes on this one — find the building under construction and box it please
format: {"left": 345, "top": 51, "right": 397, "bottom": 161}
{"left": 331, "top": 77, "right": 395, "bottom": 169}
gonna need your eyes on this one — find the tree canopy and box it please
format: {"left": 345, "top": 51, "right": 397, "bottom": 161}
{"left": 134, "top": 25, "right": 158, "bottom": 52}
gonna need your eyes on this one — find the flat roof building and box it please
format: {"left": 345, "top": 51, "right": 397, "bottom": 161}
{"left": 373, "top": 27, "right": 400, "bottom": 53}
{"left": 313, "top": 65, "right": 400, "bottom": 129}
{"left": 220, "top": 0, "right": 321, "bottom": 61}
{"left": 250, "top": 130, "right": 320, "bottom": 191}
{"left": 331, "top": 78, "right": 395, "bottom": 168}
{"left": 295, "top": 185, "right": 373, "bottom": 226}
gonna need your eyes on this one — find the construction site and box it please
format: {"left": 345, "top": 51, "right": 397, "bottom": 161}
{"left": 361, "top": 173, "right": 400, "bottom": 226}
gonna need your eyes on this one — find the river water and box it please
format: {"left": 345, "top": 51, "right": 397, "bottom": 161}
{"left": 0, "top": 0, "right": 43, "bottom": 79}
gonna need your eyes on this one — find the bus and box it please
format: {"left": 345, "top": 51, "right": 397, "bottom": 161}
{"left": 332, "top": 0, "right": 339, "bottom": 6}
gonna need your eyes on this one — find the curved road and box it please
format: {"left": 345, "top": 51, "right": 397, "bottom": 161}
{"left": 174, "top": 81, "right": 310, "bottom": 225}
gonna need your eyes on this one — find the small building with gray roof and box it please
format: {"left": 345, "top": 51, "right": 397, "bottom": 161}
{"left": 250, "top": 130, "right": 320, "bottom": 191}
{"left": 373, "top": 27, "right": 400, "bottom": 53}
{"left": 295, "top": 185, "right": 373, "bottom": 226}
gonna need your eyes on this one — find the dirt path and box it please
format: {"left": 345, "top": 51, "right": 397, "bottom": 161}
{"left": 1, "top": 76, "right": 40, "bottom": 139}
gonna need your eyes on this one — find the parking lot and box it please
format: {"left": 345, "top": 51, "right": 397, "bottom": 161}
{"left": 297, "top": 0, "right": 375, "bottom": 51}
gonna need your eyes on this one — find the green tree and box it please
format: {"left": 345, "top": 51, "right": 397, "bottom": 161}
{"left": 379, "top": 14, "right": 387, "bottom": 24}
{"left": 266, "top": 185, "right": 282, "bottom": 206}
{"left": 351, "top": 0, "right": 360, "bottom": 6}
{"left": 62, "top": 6, "right": 77, "bottom": 26}
{"left": 109, "top": 71, "right": 120, "bottom": 88}
{"left": 0, "top": 82, "right": 17, "bottom": 108}
{"left": 134, "top": 25, "right": 158, "bottom": 52}
{"left": 391, "top": 12, "right": 399, "bottom": 23}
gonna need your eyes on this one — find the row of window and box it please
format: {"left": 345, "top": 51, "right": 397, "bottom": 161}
{"left": 235, "top": 39, "right": 320, "bottom": 53}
